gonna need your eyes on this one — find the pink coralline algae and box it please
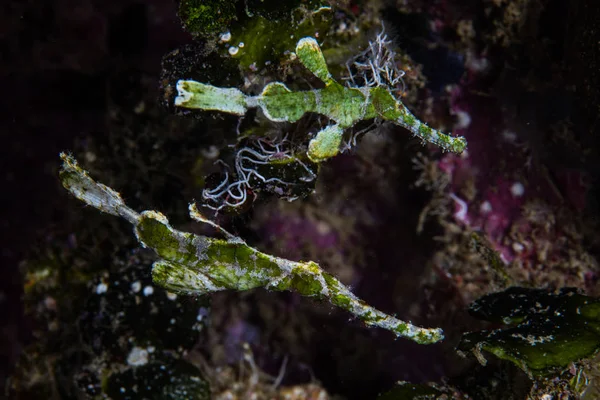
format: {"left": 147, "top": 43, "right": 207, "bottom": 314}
{"left": 428, "top": 61, "right": 595, "bottom": 296}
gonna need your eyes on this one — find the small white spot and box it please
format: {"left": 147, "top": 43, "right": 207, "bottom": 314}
{"left": 166, "top": 292, "right": 178, "bottom": 301}
{"left": 95, "top": 282, "right": 108, "bottom": 295}
{"left": 454, "top": 110, "right": 471, "bottom": 129}
{"left": 127, "top": 346, "right": 149, "bottom": 366}
{"left": 219, "top": 31, "right": 231, "bottom": 42}
{"left": 449, "top": 193, "right": 469, "bottom": 223}
{"left": 512, "top": 242, "right": 525, "bottom": 253}
{"left": 120, "top": 387, "right": 126, "bottom": 393}
{"left": 44, "top": 296, "right": 57, "bottom": 311}
{"left": 170, "top": 318, "right": 176, "bottom": 324}
{"left": 143, "top": 286, "right": 154, "bottom": 296}
{"left": 200, "top": 145, "right": 220, "bottom": 160}
{"left": 480, "top": 201, "right": 492, "bottom": 214}
{"left": 238, "top": 42, "right": 244, "bottom": 48}
{"left": 510, "top": 182, "right": 525, "bottom": 197}
{"left": 130, "top": 281, "right": 141, "bottom": 293}
{"left": 147, "top": 345, "right": 155, "bottom": 353}
{"left": 228, "top": 46, "right": 239, "bottom": 56}
{"left": 466, "top": 54, "right": 489, "bottom": 72}
{"left": 84, "top": 151, "right": 97, "bottom": 163}
{"left": 502, "top": 130, "right": 518, "bottom": 143}
{"left": 316, "top": 221, "right": 331, "bottom": 235}
{"left": 197, "top": 307, "right": 209, "bottom": 321}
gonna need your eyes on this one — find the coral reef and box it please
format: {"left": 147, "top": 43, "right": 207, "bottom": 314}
{"left": 5, "top": 0, "right": 600, "bottom": 399}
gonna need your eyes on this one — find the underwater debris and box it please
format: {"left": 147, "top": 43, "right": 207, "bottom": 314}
{"left": 10, "top": 238, "right": 213, "bottom": 399}
{"left": 102, "top": 357, "right": 211, "bottom": 400}
{"left": 207, "top": 342, "right": 331, "bottom": 399}
{"left": 457, "top": 287, "right": 600, "bottom": 376}
{"left": 58, "top": 153, "right": 444, "bottom": 344}
{"left": 174, "top": 36, "right": 467, "bottom": 163}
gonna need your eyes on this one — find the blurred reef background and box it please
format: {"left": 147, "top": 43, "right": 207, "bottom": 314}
{"left": 2, "top": 0, "right": 600, "bottom": 399}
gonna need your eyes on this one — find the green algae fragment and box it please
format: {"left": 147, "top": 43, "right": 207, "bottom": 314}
{"left": 178, "top": 0, "right": 236, "bottom": 36}
{"left": 174, "top": 36, "right": 467, "bottom": 163}
{"left": 457, "top": 287, "right": 600, "bottom": 376}
{"left": 59, "top": 152, "right": 444, "bottom": 344}
{"left": 470, "top": 232, "right": 512, "bottom": 286}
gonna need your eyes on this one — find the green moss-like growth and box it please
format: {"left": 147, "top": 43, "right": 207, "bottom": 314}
{"left": 223, "top": 2, "right": 332, "bottom": 69}
{"left": 178, "top": 0, "right": 236, "bottom": 35}
{"left": 177, "top": 0, "right": 332, "bottom": 69}
{"left": 458, "top": 287, "right": 600, "bottom": 376}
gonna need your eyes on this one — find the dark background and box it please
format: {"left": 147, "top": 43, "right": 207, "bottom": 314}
{"left": 0, "top": 0, "right": 189, "bottom": 389}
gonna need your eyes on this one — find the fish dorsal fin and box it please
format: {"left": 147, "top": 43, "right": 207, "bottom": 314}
{"left": 295, "top": 37, "right": 333, "bottom": 85}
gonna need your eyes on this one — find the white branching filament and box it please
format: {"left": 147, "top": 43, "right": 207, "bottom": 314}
{"left": 344, "top": 27, "right": 406, "bottom": 95}
{"left": 338, "top": 28, "right": 405, "bottom": 153}
{"left": 202, "top": 136, "right": 316, "bottom": 211}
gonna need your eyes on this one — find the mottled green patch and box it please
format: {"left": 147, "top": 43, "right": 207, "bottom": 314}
{"left": 316, "top": 84, "right": 368, "bottom": 128}
{"left": 403, "top": 111, "right": 416, "bottom": 128}
{"left": 418, "top": 124, "right": 432, "bottom": 139}
{"left": 369, "top": 86, "right": 400, "bottom": 120}
{"left": 330, "top": 293, "right": 352, "bottom": 309}
{"left": 225, "top": 3, "right": 332, "bottom": 69}
{"left": 260, "top": 84, "right": 315, "bottom": 122}
{"left": 136, "top": 216, "right": 180, "bottom": 254}
{"left": 308, "top": 124, "right": 344, "bottom": 162}
{"left": 296, "top": 37, "right": 332, "bottom": 84}
{"left": 322, "top": 272, "right": 341, "bottom": 291}
{"left": 135, "top": 214, "right": 198, "bottom": 265}
{"left": 280, "top": 266, "right": 326, "bottom": 296}
{"left": 450, "top": 136, "right": 468, "bottom": 153}
{"left": 458, "top": 287, "right": 600, "bottom": 376}
{"left": 202, "top": 241, "right": 283, "bottom": 290}
{"left": 178, "top": 0, "right": 236, "bottom": 35}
